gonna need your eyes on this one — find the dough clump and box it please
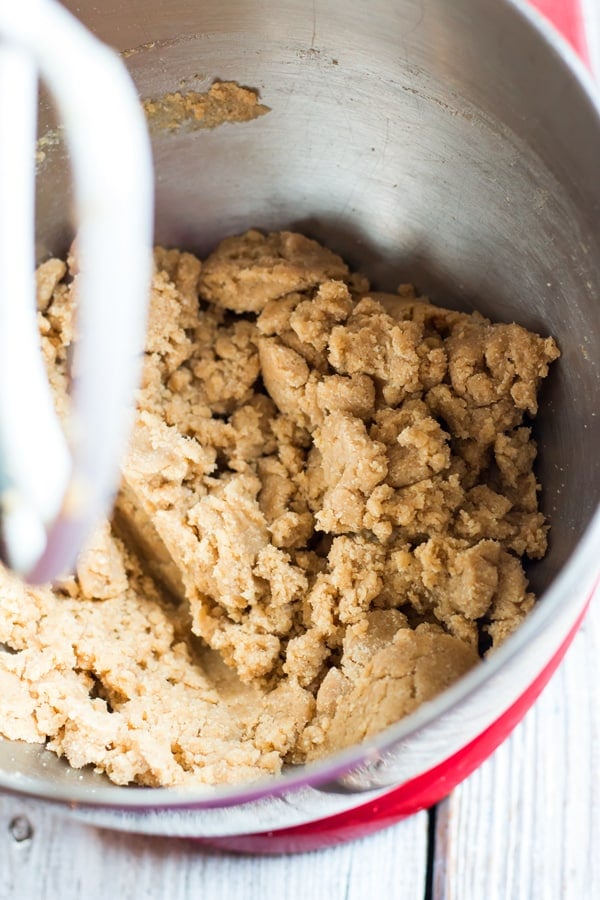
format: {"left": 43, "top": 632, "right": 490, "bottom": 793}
{"left": 0, "top": 232, "right": 559, "bottom": 785}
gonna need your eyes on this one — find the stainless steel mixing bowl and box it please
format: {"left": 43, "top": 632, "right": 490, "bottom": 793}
{"left": 2, "top": 0, "right": 599, "bottom": 841}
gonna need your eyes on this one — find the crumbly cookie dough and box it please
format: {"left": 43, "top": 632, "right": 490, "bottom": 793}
{"left": 0, "top": 231, "right": 559, "bottom": 786}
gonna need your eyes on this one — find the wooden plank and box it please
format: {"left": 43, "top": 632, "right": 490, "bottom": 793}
{"left": 0, "top": 794, "right": 428, "bottom": 900}
{"left": 433, "top": 595, "right": 600, "bottom": 900}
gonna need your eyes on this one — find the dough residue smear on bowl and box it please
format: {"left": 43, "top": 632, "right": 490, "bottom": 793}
{"left": 0, "top": 230, "right": 559, "bottom": 787}
{"left": 142, "top": 80, "right": 270, "bottom": 133}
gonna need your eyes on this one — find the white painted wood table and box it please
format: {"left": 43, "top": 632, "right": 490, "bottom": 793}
{"left": 1, "top": 596, "right": 597, "bottom": 900}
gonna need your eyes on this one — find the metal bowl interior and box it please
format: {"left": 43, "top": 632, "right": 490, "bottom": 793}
{"left": 3, "top": 0, "right": 599, "bottom": 813}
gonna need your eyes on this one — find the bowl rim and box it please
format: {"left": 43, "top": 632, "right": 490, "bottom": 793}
{"left": 1, "top": 0, "right": 599, "bottom": 812}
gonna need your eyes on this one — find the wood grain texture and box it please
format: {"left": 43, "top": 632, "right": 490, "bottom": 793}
{"left": 0, "top": 795, "right": 428, "bottom": 900}
{"left": 433, "top": 596, "right": 600, "bottom": 900}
